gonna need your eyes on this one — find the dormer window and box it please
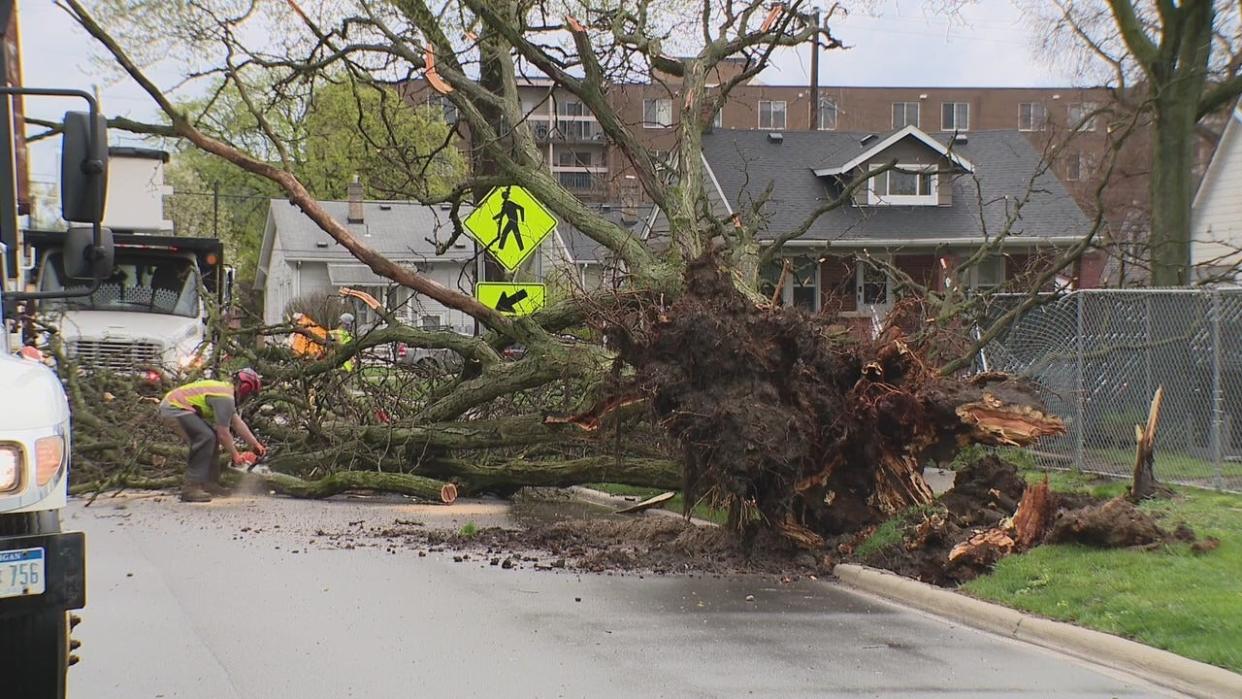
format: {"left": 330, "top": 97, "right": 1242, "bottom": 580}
{"left": 867, "top": 164, "right": 938, "bottom": 206}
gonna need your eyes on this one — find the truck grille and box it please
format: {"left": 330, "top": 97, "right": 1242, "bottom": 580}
{"left": 68, "top": 340, "right": 163, "bottom": 371}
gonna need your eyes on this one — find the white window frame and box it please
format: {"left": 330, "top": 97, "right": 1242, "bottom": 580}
{"left": 867, "top": 163, "right": 938, "bottom": 206}
{"left": 642, "top": 98, "right": 672, "bottom": 128}
{"left": 758, "top": 100, "right": 787, "bottom": 130}
{"left": 941, "top": 102, "right": 969, "bottom": 131}
{"left": 712, "top": 107, "right": 723, "bottom": 129}
{"left": 818, "top": 98, "right": 838, "bottom": 130}
{"left": 1068, "top": 102, "right": 1098, "bottom": 132}
{"left": 892, "top": 102, "right": 919, "bottom": 129}
{"left": 1019, "top": 102, "right": 1046, "bottom": 132}
{"left": 856, "top": 257, "right": 893, "bottom": 312}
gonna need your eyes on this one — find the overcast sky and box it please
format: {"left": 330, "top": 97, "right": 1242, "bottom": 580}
{"left": 18, "top": 0, "right": 1078, "bottom": 183}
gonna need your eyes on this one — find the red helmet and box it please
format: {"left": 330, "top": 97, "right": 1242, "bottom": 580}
{"left": 235, "top": 368, "right": 262, "bottom": 400}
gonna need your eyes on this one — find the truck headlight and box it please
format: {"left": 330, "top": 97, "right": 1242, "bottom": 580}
{"left": 34, "top": 436, "right": 65, "bottom": 486}
{"left": 0, "top": 445, "right": 21, "bottom": 492}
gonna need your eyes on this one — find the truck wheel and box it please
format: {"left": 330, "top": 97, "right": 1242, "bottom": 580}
{"left": 0, "top": 511, "right": 70, "bottom": 698}
{"left": 0, "top": 610, "right": 69, "bottom": 698}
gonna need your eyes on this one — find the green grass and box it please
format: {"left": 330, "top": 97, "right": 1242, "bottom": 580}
{"left": 1084, "top": 448, "right": 1242, "bottom": 482}
{"left": 963, "top": 472, "right": 1242, "bottom": 672}
{"left": 458, "top": 521, "right": 478, "bottom": 537}
{"left": 584, "top": 483, "right": 730, "bottom": 525}
{"left": 854, "top": 518, "right": 905, "bottom": 559}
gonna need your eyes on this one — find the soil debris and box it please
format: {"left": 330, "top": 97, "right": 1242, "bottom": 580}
{"left": 1047, "top": 497, "right": 1169, "bottom": 548}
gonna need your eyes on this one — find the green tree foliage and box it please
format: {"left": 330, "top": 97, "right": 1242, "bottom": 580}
{"left": 166, "top": 78, "right": 465, "bottom": 282}
{"left": 300, "top": 81, "right": 465, "bottom": 200}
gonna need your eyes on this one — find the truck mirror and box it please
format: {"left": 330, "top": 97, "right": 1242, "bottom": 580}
{"left": 63, "top": 226, "right": 114, "bottom": 280}
{"left": 60, "top": 111, "right": 109, "bottom": 224}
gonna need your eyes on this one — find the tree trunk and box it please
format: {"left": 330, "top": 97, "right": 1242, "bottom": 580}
{"left": 1149, "top": 97, "right": 1199, "bottom": 286}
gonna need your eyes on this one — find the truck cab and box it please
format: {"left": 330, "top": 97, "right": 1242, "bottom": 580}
{"left": 27, "top": 230, "right": 224, "bottom": 374}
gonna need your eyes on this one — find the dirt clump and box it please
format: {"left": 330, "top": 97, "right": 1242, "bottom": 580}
{"left": 1047, "top": 497, "right": 1169, "bottom": 548}
{"left": 938, "top": 455, "right": 1026, "bottom": 525}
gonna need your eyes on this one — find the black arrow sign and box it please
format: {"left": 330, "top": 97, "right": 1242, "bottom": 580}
{"left": 495, "top": 289, "right": 529, "bottom": 313}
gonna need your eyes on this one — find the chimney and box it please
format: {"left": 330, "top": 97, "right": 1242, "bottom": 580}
{"left": 347, "top": 176, "right": 364, "bottom": 224}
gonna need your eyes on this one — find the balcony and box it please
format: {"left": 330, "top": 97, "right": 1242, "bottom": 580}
{"left": 530, "top": 115, "right": 606, "bottom": 144}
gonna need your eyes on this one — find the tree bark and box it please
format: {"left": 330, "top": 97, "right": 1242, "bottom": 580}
{"left": 1149, "top": 98, "right": 1199, "bottom": 286}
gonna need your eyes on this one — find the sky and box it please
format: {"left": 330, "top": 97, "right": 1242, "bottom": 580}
{"left": 16, "top": 0, "right": 1081, "bottom": 184}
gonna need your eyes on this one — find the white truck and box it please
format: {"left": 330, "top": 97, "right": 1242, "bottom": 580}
{"left": 1, "top": 93, "right": 112, "bottom": 697}
{"left": 26, "top": 229, "right": 226, "bottom": 375}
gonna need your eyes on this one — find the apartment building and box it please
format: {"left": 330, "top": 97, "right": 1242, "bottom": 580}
{"left": 412, "top": 76, "right": 1120, "bottom": 205}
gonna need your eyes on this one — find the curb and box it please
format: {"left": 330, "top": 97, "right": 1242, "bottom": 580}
{"left": 565, "top": 486, "right": 718, "bottom": 527}
{"left": 833, "top": 563, "right": 1242, "bottom": 699}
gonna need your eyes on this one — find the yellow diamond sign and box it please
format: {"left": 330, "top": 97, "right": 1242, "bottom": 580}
{"left": 476, "top": 283, "right": 546, "bottom": 317}
{"left": 463, "top": 186, "right": 558, "bottom": 271}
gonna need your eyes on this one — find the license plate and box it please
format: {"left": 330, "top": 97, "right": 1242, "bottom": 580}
{"left": 0, "top": 547, "right": 45, "bottom": 599}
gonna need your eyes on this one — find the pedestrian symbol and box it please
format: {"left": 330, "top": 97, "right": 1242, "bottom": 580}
{"left": 463, "top": 186, "right": 558, "bottom": 271}
{"left": 476, "top": 282, "right": 546, "bottom": 317}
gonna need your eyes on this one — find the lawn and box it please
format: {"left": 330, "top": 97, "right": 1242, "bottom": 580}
{"left": 1083, "top": 447, "right": 1242, "bottom": 483}
{"left": 583, "top": 483, "right": 729, "bottom": 525}
{"left": 962, "top": 468, "right": 1242, "bottom": 673}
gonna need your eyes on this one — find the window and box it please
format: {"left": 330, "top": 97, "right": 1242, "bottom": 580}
{"left": 712, "top": 107, "right": 723, "bottom": 129}
{"left": 892, "top": 102, "right": 919, "bottom": 129}
{"left": 557, "top": 150, "right": 593, "bottom": 168}
{"left": 557, "top": 100, "right": 585, "bottom": 117}
{"left": 818, "top": 99, "right": 838, "bottom": 130}
{"left": 643, "top": 98, "right": 672, "bottom": 128}
{"left": 968, "top": 255, "right": 1006, "bottom": 291}
{"left": 1019, "top": 102, "right": 1046, "bottom": 131}
{"left": 941, "top": 102, "right": 969, "bottom": 131}
{"left": 1065, "top": 149, "right": 1082, "bottom": 181}
{"left": 759, "top": 257, "right": 819, "bottom": 310}
{"left": 758, "top": 100, "right": 787, "bottom": 129}
{"left": 558, "top": 171, "right": 596, "bottom": 190}
{"left": 1068, "top": 102, "right": 1098, "bottom": 132}
{"left": 857, "top": 260, "right": 892, "bottom": 309}
{"left": 868, "top": 164, "right": 937, "bottom": 205}
{"left": 427, "top": 95, "right": 457, "bottom": 124}
{"left": 420, "top": 314, "right": 442, "bottom": 330}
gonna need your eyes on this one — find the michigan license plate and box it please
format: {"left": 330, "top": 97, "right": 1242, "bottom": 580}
{"left": 0, "top": 547, "right": 45, "bottom": 599}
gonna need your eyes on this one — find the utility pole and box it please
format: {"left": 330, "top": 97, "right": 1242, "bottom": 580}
{"left": 808, "top": 8, "right": 820, "bottom": 132}
{"left": 0, "top": 0, "right": 22, "bottom": 280}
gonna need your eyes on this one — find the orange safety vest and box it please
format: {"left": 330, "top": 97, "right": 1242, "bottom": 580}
{"left": 291, "top": 316, "right": 328, "bottom": 359}
{"left": 161, "top": 380, "right": 233, "bottom": 422}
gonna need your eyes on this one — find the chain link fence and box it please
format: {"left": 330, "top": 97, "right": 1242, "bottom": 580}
{"left": 979, "top": 288, "right": 1242, "bottom": 492}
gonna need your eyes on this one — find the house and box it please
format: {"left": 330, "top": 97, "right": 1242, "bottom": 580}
{"left": 1191, "top": 99, "right": 1242, "bottom": 282}
{"left": 667, "top": 125, "right": 1091, "bottom": 324}
{"left": 542, "top": 204, "right": 654, "bottom": 292}
{"left": 255, "top": 183, "right": 476, "bottom": 332}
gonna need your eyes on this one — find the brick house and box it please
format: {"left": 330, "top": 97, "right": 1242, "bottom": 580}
{"left": 669, "top": 125, "right": 1091, "bottom": 329}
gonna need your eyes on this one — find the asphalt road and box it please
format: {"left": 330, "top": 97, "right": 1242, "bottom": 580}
{"left": 64, "top": 492, "right": 1174, "bottom": 699}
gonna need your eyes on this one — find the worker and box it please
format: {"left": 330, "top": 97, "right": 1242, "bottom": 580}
{"left": 289, "top": 312, "right": 328, "bottom": 359}
{"left": 332, "top": 313, "right": 356, "bottom": 372}
{"left": 158, "top": 368, "right": 268, "bottom": 503}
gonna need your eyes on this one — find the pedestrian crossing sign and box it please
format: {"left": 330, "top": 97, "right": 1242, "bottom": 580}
{"left": 463, "top": 186, "right": 558, "bottom": 271}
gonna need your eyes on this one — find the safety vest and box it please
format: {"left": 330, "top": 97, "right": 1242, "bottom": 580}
{"left": 331, "top": 328, "right": 355, "bottom": 372}
{"left": 162, "top": 380, "right": 233, "bottom": 421}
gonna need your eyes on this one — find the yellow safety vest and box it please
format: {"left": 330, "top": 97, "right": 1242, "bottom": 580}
{"left": 331, "top": 328, "right": 355, "bottom": 372}
{"left": 162, "top": 380, "right": 233, "bottom": 421}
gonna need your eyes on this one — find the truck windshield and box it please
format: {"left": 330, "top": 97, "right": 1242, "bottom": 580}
{"left": 39, "top": 251, "right": 200, "bottom": 318}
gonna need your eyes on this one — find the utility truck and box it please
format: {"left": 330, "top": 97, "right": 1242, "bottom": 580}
{"left": 0, "top": 86, "right": 114, "bottom": 699}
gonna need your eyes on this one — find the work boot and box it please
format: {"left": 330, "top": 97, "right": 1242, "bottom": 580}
{"left": 179, "top": 484, "right": 213, "bottom": 503}
{"left": 203, "top": 482, "right": 232, "bottom": 497}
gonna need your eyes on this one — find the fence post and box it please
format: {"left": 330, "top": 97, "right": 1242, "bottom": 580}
{"left": 1075, "top": 291, "right": 1085, "bottom": 473}
{"left": 1211, "top": 289, "right": 1225, "bottom": 490}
